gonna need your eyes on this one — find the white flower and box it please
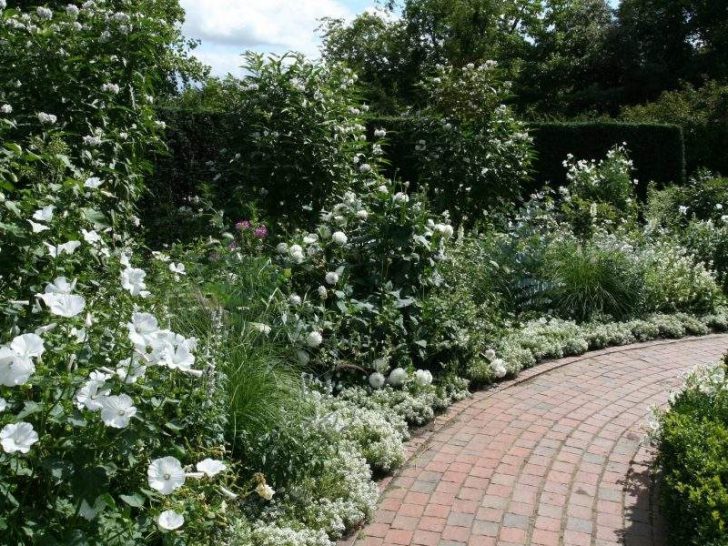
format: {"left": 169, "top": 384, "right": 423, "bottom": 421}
{"left": 356, "top": 210, "right": 369, "bottom": 220}
{"left": 101, "top": 83, "right": 120, "bottom": 94}
{"left": 368, "top": 372, "right": 385, "bottom": 389}
{"left": 325, "top": 271, "right": 339, "bottom": 285}
{"left": 100, "top": 394, "right": 137, "bottom": 428}
{"left": 332, "top": 231, "right": 348, "bottom": 245}
{"left": 0, "top": 422, "right": 39, "bottom": 454}
{"left": 10, "top": 333, "right": 44, "bottom": 359}
{"left": 0, "top": 348, "right": 35, "bottom": 387}
{"left": 256, "top": 483, "right": 275, "bottom": 500}
{"left": 36, "top": 6, "right": 52, "bottom": 19}
{"left": 121, "top": 267, "right": 149, "bottom": 297}
{"left": 0, "top": 398, "right": 6, "bottom": 412}
{"left": 678, "top": 205, "right": 689, "bottom": 215}
{"left": 127, "top": 312, "right": 159, "bottom": 347}
{"left": 28, "top": 220, "right": 50, "bottom": 233}
{"left": 317, "top": 285, "right": 328, "bottom": 299}
{"left": 306, "top": 331, "right": 323, "bottom": 348}
{"left": 359, "top": 163, "right": 372, "bottom": 174}
{"left": 70, "top": 327, "right": 87, "bottom": 343}
{"left": 434, "top": 224, "right": 454, "bottom": 238}
{"left": 116, "top": 358, "right": 147, "bottom": 384}
{"left": 157, "top": 510, "right": 184, "bottom": 531}
{"left": 196, "top": 458, "right": 226, "bottom": 477}
{"left": 393, "top": 192, "right": 409, "bottom": 203}
{"left": 66, "top": 4, "right": 80, "bottom": 16}
{"left": 276, "top": 242, "right": 288, "bottom": 254}
{"left": 32, "top": 205, "right": 55, "bottom": 222}
{"left": 717, "top": 204, "right": 724, "bottom": 210}
{"left": 251, "top": 323, "right": 271, "bottom": 335}
{"left": 37, "top": 112, "right": 57, "bottom": 124}
{"left": 148, "top": 457, "right": 186, "bottom": 495}
{"left": 37, "top": 293, "right": 85, "bottom": 317}
{"left": 377, "top": 184, "right": 389, "bottom": 193}
{"left": 75, "top": 379, "right": 109, "bottom": 411}
{"left": 414, "top": 369, "right": 433, "bottom": 387}
{"left": 84, "top": 177, "right": 103, "bottom": 189}
{"left": 288, "top": 294, "right": 302, "bottom": 306}
{"left": 491, "top": 358, "right": 507, "bottom": 379}
{"left": 81, "top": 229, "right": 101, "bottom": 244}
{"left": 484, "top": 349, "right": 496, "bottom": 360}
{"left": 169, "top": 263, "right": 186, "bottom": 276}
{"left": 0, "top": 104, "right": 11, "bottom": 114}
{"left": 45, "top": 276, "right": 75, "bottom": 294}
{"left": 45, "top": 240, "right": 81, "bottom": 258}
{"left": 374, "top": 128, "right": 387, "bottom": 138}
{"left": 387, "top": 367, "right": 408, "bottom": 387}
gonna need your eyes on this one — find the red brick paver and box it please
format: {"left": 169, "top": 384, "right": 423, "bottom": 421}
{"left": 343, "top": 335, "right": 728, "bottom": 546}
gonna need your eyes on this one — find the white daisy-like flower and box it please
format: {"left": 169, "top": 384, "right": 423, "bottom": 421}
{"left": 121, "top": 267, "right": 149, "bottom": 297}
{"left": 256, "top": 483, "right": 275, "bottom": 500}
{"left": 325, "top": 271, "right": 339, "bottom": 285}
{"left": 387, "top": 367, "right": 408, "bottom": 387}
{"left": 196, "top": 458, "right": 226, "bottom": 477}
{"left": 0, "top": 422, "right": 39, "bottom": 454}
{"left": 306, "top": 331, "right": 323, "bottom": 348}
{"left": 148, "top": 456, "right": 186, "bottom": 495}
{"left": 0, "top": 348, "right": 35, "bottom": 387}
{"left": 100, "top": 394, "right": 137, "bottom": 428}
{"left": 28, "top": 220, "right": 50, "bottom": 233}
{"left": 84, "top": 177, "right": 103, "bottom": 189}
{"left": 32, "top": 205, "right": 55, "bottom": 222}
{"left": 414, "top": 369, "right": 433, "bottom": 387}
{"left": 37, "top": 293, "right": 86, "bottom": 317}
{"left": 331, "top": 231, "right": 348, "bottom": 245}
{"left": 158, "top": 510, "right": 184, "bottom": 531}
{"left": 368, "top": 372, "right": 385, "bottom": 389}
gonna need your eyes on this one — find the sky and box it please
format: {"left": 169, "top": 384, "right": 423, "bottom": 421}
{"left": 181, "top": 0, "right": 619, "bottom": 77}
{"left": 180, "top": 0, "right": 379, "bottom": 77}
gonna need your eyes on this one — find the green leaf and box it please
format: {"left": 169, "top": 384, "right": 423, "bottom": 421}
{"left": 119, "top": 493, "right": 145, "bottom": 508}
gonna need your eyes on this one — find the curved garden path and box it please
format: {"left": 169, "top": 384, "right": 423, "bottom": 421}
{"left": 341, "top": 334, "right": 728, "bottom": 546}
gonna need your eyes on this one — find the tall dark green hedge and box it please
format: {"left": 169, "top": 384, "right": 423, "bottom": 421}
{"left": 528, "top": 122, "right": 686, "bottom": 199}
{"left": 367, "top": 118, "right": 686, "bottom": 200}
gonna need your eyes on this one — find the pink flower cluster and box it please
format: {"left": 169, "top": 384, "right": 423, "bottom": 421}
{"left": 235, "top": 220, "right": 268, "bottom": 239}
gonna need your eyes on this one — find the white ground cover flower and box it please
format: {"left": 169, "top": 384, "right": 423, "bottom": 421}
{"left": 306, "top": 331, "right": 323, "bottom": 348}
{"left": 414, "top": 369, "right": 433, "bottom": 387}
{"left": 169, "top": 262, "right": 185, "bottom": 276}
{"left": 484, "top": 349, "right": 496, "bottom": 360}
{"left": 157, "top": 510, "right": 184, "bottom": 531}
{"left": 325, "top": 271, "right": 339, "bottom": 285}
{"left": 36, "top": 6, "right": 52, "bottom": 19}
{"left": 491, "top": 358, "right": 507, "bottom": 378}
{"left": 100, "top": 394, "right": 137, "bottom": 428}
{"left": 387, "top": 368, "right": 408, "bottom": 387}
{"left": 148, "top": 456, "right": 185, "bottom": 495}
{"left": 37, "top": 112, "right": 57, "bottom": 124}
{"left": 45, "top": 276, "right": 75, "bottom": 294}
{"left": 1, "top": 422, "right": 39, "bottom": 453}
{"left": 75, "top": 377, "right": 110, "bottom": 411}
{"left": 256, "top": 483, "right": 275, "bottom": 500}
{"left": 116, "top": 358, "right": 147, "bottom": 384}
{"left": 81, "top": 229, "right": 101, "bottom": 244}
{"left": 289, "top": 294, "right": 302, "bottom": 306}
{"left": 10, "top": 333, "right": 45, "bottom": 359}
{"left": 37, "top": 293, "right": 85, "bottom": 317}
{"left": 196, "top": 458, "right": 226, "bottom": 477}
{"left": 121, "top": 267, "right": 149, "bottom": 297}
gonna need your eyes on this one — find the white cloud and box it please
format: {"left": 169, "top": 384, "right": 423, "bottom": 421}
{"left": 181, "top": 0, "right": 357, "bottom": 74}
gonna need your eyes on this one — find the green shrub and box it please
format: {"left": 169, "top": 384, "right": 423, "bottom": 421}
{"left": 658, "top": 355, "right": 728, "bottom": 546}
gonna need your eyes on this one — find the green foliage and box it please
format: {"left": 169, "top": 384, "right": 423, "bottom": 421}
{"left": 658, "top": 356, "right": 728, "bottom": 546}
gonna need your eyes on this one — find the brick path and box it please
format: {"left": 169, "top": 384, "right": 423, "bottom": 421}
{"left": 344, "top": 335, "right": 728, "bottom": 546}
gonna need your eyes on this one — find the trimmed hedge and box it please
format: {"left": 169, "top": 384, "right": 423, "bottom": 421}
{"left": 366, "top": 118, "right": 686, "bottom": 200}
